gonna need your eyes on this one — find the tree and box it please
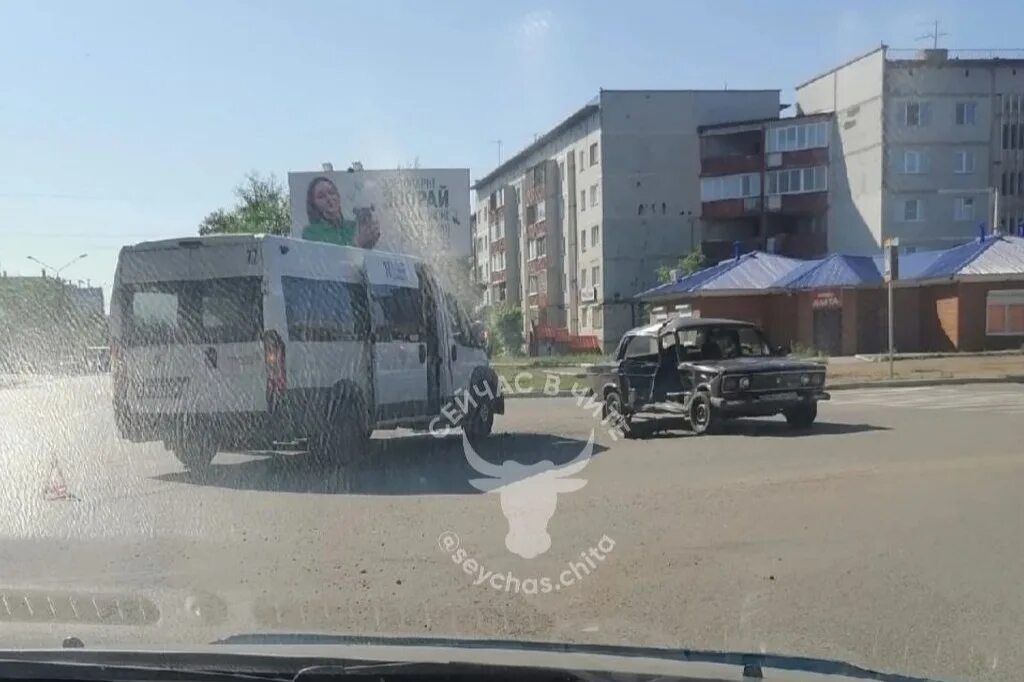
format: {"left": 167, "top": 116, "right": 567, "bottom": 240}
{"left": 489, "top": 302, "right": 524, "bottom": 356}
{"left": 656, "top": 249, "right": 707, "bottom": 284}
{"left": 199, "top": 172, "right": 290, "bottom": 236}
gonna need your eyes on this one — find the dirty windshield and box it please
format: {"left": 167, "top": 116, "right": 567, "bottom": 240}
{"left": 3, "top": 3, "right": 1024, "bottom": 682}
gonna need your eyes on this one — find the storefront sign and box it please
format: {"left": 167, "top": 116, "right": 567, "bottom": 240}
{"left": 812, "top": 291, "right": 841, "bottom": 310}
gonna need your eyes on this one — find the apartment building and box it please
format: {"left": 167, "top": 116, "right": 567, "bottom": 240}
{"left": 797, "top": 46, "right": 1024, "bottom": 255}
{"left": 698, "top": 113, "right": 833, "bottom": 260}
{"left": 471, "top": 89, "right": 780, "bottom": 351}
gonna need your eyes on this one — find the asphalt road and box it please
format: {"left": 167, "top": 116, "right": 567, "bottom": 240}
{"left": 2, "top": 375, "right": 1024, "bottom": 681}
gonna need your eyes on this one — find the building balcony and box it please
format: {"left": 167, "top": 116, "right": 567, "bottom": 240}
{"left": 525, "top": 221, "right": 548, "bottom": 239}
{"left": 490, "top": 270, "right": 506, "bottom": 284}
{"left": 527, "top": 256, "right": 548, "bottom": 274}
{"left": 765, "top": 191, "right": 828, "bottom": 215}
{"left": 702, "top": 196, "right": 762, "bottom": 220}
{"left": 489, "top": 238, "right": 506, "bottom": 255}
{"left": 768, "top": 147, "right": 829, "bottom": 168}
{"left": 700, "top": 154, "right": 763, "bottom": 176}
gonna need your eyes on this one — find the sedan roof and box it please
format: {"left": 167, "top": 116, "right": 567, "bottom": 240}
{"left": 628, "top": 317, "right": 756, "bottom": 337}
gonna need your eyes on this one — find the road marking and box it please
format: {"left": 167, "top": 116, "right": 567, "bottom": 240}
{"left": 827, "top": 386, "right": 1024, "bottom": 414}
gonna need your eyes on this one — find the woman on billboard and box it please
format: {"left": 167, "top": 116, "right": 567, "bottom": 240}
{"left": 301, "top": 176, "right": 381, "bottom": 248}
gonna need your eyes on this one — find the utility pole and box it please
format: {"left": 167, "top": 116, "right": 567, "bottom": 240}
{"left": 492, "top": 139, "right": 503, "bottom": 166}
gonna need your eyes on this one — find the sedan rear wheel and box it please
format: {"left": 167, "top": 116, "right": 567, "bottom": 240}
{"left": 604, "top": 390, "right": 636, "bottom": 439}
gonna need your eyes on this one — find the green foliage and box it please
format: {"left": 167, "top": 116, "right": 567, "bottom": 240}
{"left": 489, "top": 302, "right": 524, "bottom": 356}
{"left": 199, "top": 172, "right": 290, "bottom": 236}
{"left": 656, "top": 249, "right": 707, "bottom": 284}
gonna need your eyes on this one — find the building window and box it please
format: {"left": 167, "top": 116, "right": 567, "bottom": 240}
{"left": 527, "top": 275, "right": 538, "bottom": 294}
{"left": 558, "top": 160, "right": 565, "bottom": 182}
{"left": 526, "top": 204, "right": 537, "bottom": 224}
{"left": 514, "top": 186, "right": 521, "bottom": 205}
{"left": 592, "top": 305, "right": 603, "bottom": 329}
{"left": 536, "top": 199, "right": 546, "bottom": 222}
{"left": 904, "top": 101, "right": 930, "bottom": 127}
{"left": 589, "top": 142, "right": 599, "bottom": 166}
{"left": 903, "top": 150, "right": 926, "bottom": 174}
{"left": 580, "top": 190, "right": 586, "bottom": 212}
{"left": 986, "top": 290, "right": 1024, "bottom": 335}
{"left": 1019, "top": 172, "right": 1024, "bottom": 197}
{"left": 580, "top": 268, "right": 587, "bottom": 288}
{"left": 955, "top": 101, "right": 977, "bottom": 125}
{"left": 536, "top": 236, "right": 545, "bottom": 258}
{"left": 580, "top": 230, "right": 587, "bottom": 252}
{"left": 638, "top": 204, "right": 645, "bottom": 215}
{"left": 591, "top": 224, "right": 600, "bottom": 247}
{"left": 954, "top": 197, "right": 974, "bottom": 221}
{"left": 766, "top": 166, "right": 827, "bottom": 195}
{"left": 591, "top": 265, "right": 600, "bottom": 288}
{"left": 700, "top": 173, "right": 760, "bottom": 201}
{"left": 589, "top": 184, "right": 599, "bottom": 207}
{"left": 1013, "top": 124, "right": 1021, "bottom": 151}
{"left": 954, "top": 150, "right": 976, "bottom": 175}
{"left": 902, "top": 198, "right": 924, "bottom": 222}
{"left": 581, "top": 306, "right": 589, "bottom": 327}
{"left": 768, "top": 121, "right": 828, "bottom": 152}
{"left": 578, "top": 150, "right": 585, "bottom": 171}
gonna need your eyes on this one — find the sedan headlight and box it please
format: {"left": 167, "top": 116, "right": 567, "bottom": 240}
{"left": 738, "top": 376, "right": 751, "bottom": 390}
{"left": 723, "top": 376, "right": 738, "bottom": 391}
{"left": 800, "top": 374, "right": 810, "bottom": 386}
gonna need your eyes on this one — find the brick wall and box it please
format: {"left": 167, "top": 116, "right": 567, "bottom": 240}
{"left": 690, "top": 294, "right": 798, "bottom": 348}
{"left": 958, "top": 281, "right": 1024, "bottom": 351}
{"left": 918, "top": 284, "right": 959, "bottom": 352}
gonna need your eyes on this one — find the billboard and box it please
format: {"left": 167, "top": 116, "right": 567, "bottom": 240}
{"left": 288, "top": 168, "right": 470, "bottom": 259}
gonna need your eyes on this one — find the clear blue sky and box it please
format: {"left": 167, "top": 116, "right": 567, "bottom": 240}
{"left": 2, "top": 0, "right": 1021, "bottom": 300}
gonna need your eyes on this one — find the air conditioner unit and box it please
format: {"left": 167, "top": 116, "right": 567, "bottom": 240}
{"left": 767, "top": 195, "right": 782, "bottom": 211}
{"left": 767, "top": 153, "right": 782, "bottom": 168}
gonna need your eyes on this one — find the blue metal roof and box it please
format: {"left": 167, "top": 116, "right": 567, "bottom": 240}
{"left": 775, "top": 254, "right": 882, "bottom": 289}
{"left": 638, "top": 252, "right": 803, "bottom": 300}
{"left": 637, "top": 236, "right": 1024, "bottom": 301}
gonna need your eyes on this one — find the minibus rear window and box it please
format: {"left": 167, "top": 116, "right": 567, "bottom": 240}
{"left": 123, "top": 277, "right": 262, "bottom": 346}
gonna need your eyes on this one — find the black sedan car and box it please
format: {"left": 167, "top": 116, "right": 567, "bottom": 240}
{"left": 591, "top": 317, "right": 829, "bottom": 436}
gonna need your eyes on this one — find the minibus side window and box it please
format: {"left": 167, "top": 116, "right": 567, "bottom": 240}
{"left": 282, "top": 277, "right": 368, "bottom": 342}
{"left": 369, "top": 284, "right": 423, "bottom": 343}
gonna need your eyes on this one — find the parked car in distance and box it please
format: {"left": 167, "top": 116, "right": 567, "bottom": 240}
{"left": 591, "top": 317, "right": 829, "bottom": 436}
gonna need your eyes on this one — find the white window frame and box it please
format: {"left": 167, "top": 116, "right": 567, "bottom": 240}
{"left": 580, "top": 190, "right": 586, "bottom": 212}
{"left": 591, "top": 224, "right": 599, "bottom": 247}
{"left": 700, "top": 173, "right": 760, "bottom": 201}
{"left": 536, "top": 199, "right": 546, "bottom": 222}
{"left": 591, "top": 265, "right": 600, "bottom": 288}
{"left": 954, "top": 149, "right": 975, "bottom": 175}
{"left": 580, "top": 268, "right": 587, "bottom": 288}
{"left": 986, "top": 289, "right": 1024, "bottom": 336}
{"left": 589, "top": 142, "right": 599, "bottom": 166}
{"left": 580, "top": 230, "right": 587, "bottom": 253}
{"left": 767, "top": 121, "right": 828, "bottom": 152}
{"left": 903, "top": 150, "right": 924, "bottom": 174}
{"left": 589, "top": 184, "right": 599, "bottom": 207}
{"left": 956, "top": 101, "right": 977, "bottom": 126}
{"left": 902, "top": 198, "right": 924, "bottom": 222}
{"left": 905, "top": 101, "right": 929, "bottom": 126}
{"left": 766, "top": 166, "right": 827, "bottom": 195}
{"left": 954, "top": 196, "right": 975, "bottom": 221}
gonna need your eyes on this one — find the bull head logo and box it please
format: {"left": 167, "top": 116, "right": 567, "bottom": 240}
{"left": 463, "top": 431, "right": 594, "bottom": 559}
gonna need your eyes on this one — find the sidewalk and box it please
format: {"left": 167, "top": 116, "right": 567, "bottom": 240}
{"left": 498, "top": 353, "right": 1024, "bottom": 398}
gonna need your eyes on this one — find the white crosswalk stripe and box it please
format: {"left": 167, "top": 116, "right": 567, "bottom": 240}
{"left": 826, "top": 385, "right": 1024, "bottom": 414}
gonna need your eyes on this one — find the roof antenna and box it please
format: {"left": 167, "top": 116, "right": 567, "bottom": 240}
{"left": 978, "top": 222, "right": 986, "bottom": 243}
{"left": 916, "top": 19, "right": 948, "bottom": 49}
{"left": 733, "top": 241, "right": 742, "bottom": 261}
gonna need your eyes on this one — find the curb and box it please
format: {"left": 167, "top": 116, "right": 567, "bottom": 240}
{"left": 504, "top": 375, "right": 1024, "bottom": 399}
{"left": 826, "top": 375, "right": 1024, "bottom": 391}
